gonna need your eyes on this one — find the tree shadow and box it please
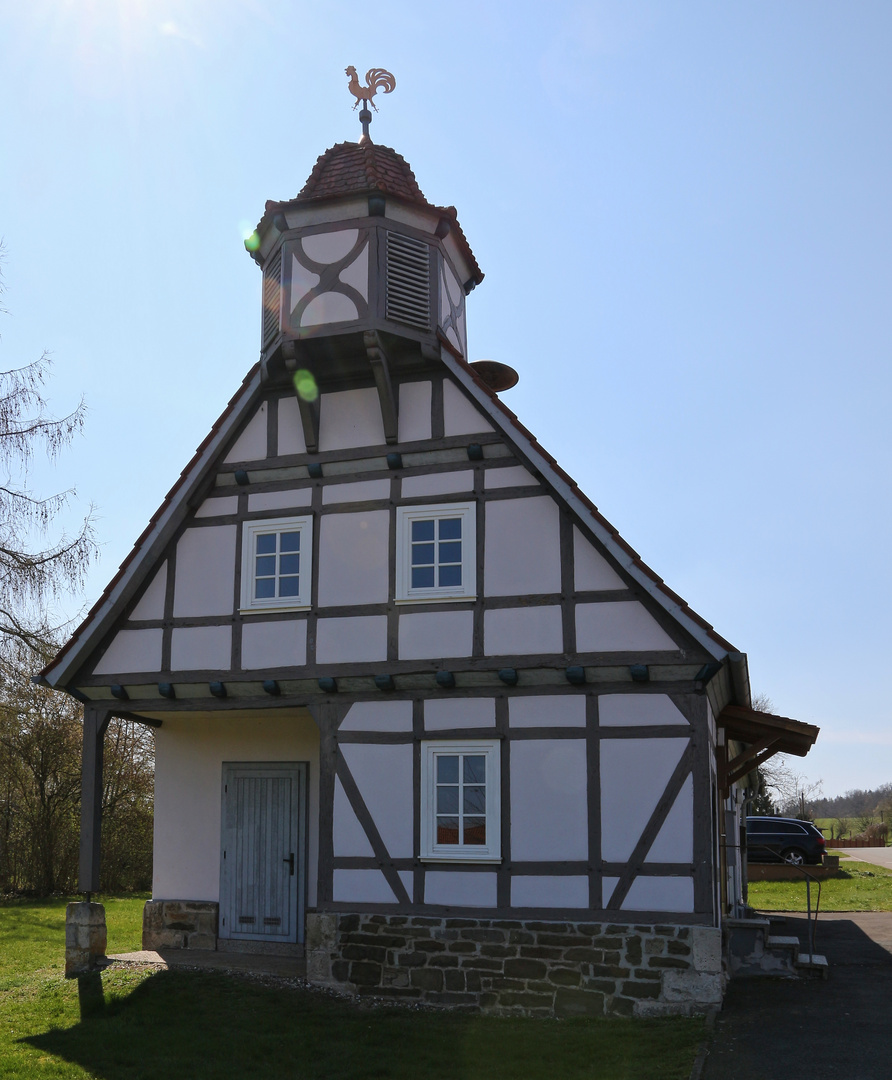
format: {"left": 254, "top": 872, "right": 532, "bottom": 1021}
{"left": 25, "top": 968, "right": 473, "bottom": 1080}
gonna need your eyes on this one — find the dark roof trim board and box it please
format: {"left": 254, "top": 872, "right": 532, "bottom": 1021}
{"left": 40, "top": 353, "right": 738, "bottom": 690}
{"left": 38, "top": 364, "right": 264, "bottom": 687}
{"left": 439, "top": 351, "right": 738, "bottom": 663}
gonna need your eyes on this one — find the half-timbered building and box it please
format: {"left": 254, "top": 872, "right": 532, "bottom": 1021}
{"left": 44, "top": 131, "right": 819, "bottom": 1016}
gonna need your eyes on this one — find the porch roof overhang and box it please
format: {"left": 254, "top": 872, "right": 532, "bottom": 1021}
{"left": 716, "top": 705, "right": 820, "bottom": 793}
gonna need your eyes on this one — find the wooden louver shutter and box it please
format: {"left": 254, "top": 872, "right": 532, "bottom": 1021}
{"left": 385, "top": 231, "right": 430, "bottom": 331}
{"left": 262, "top": 252, "right": 283, "bottom": 345}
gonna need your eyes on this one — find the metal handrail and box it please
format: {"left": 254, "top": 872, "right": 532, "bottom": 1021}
{"left": 748, "top": 843, "right": 823, "bottom": 956}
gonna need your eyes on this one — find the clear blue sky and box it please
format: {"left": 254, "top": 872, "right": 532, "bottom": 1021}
{"left": 1, "top": 1, "right": 889, "bottom": 799}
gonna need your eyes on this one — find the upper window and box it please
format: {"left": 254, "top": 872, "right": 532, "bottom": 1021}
{"left": 395, "top": 503, "right": 476, "bottom": 602}
{"left": 240, "top": 516, "right": 312, "bottom": 612}
{"left": 420, "top": 740, "right": 501, "bottom": 862}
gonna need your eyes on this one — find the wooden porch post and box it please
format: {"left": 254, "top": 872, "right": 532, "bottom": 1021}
{"left": 79, "top": 706, "right": 112, "bottom": 895}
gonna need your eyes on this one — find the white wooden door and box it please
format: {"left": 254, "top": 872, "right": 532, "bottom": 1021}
{"left": 220, "top": 763, "right": 307, "bottom": 944}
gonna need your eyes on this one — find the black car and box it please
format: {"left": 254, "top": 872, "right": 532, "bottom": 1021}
{"left": 745, "top": 816, "right": 826, "bottom": 866}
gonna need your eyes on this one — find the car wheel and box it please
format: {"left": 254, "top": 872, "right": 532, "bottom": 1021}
{"left": 782, "top": 848, "right": 806, "bottom": 866}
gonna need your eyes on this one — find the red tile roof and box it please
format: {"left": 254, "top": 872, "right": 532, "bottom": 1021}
{"left": 294, "top": 141, "right": 427, "bottom": 204}
{"left": 262, "top": 141, "right": 484, "bottom": 286}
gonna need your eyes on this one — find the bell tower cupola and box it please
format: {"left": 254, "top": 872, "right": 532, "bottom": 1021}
{"left": 245, "top": 69, "right": 484, "bottom": 391}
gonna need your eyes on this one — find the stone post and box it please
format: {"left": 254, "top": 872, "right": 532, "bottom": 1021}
{"left": 65, "top": 902, "right": 108, "bottom": 978}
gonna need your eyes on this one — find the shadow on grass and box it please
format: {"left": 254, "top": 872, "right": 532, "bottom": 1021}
{"left": 24, "top": 969, "right": 702, "bottom": 1080}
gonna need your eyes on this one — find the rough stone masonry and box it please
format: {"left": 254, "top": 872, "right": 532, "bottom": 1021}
{"left": 306, "top": 912, "right": 724, "bottom": 1018}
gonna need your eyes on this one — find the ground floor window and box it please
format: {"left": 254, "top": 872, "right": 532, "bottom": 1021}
{"left": 420, "top": 740, "right": 500, "bottom": 861}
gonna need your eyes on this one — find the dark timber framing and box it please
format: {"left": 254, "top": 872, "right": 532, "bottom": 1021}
{"left": 44, "top": 332, "right": 759, "bottom": 932}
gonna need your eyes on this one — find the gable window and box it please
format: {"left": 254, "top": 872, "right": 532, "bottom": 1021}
{"left": 420, "top": 740, "right": 500, "bottom": 862}
{"left": 395, "top": 503, "right": 476, "bottom": 602}
{"left": 240, "top": 516, "right": 312, "bottom": 612}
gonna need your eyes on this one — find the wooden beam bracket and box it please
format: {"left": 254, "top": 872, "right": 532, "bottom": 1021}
{"left": 364, "top": 330, "right": 398, "bottom": 444}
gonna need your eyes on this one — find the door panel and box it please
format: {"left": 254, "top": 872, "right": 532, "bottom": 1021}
{"left": 220, "top": 763, "right": 307, "bottom": 944}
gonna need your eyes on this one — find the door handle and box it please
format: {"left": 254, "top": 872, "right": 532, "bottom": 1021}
{"left": 283, "top": 853, "right": 295, "bottom": 876}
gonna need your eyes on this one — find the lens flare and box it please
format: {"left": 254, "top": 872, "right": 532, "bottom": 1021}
{"left": 294, "top": 369, "right": 318, "bottom": 402}
{"left": 244, "top": 230, "right": 261, "bottom": 253}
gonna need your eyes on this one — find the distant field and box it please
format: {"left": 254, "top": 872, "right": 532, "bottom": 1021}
{"left": 813, "top": 817, "right": 889, "bottom": 842}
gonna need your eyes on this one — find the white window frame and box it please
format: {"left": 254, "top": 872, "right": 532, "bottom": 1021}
{"left": 240, "top": 515, "right": 313, "bottom": 613}
{"left": 420, "top": 739, "right": 501, "bottom": 863}
{"left": 395, "top": 502, "right": 476, "bottom": 603}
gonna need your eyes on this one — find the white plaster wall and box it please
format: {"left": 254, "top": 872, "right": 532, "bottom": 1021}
{"left": 599, "top": 694, "right": 689, "bottom": 728}
{"left": 424, "top": 871, "right": 497, "bottom": 907}
{"left": 302, "top": 293, "right": 358, "bottom": 327}
{"left": 172, "top": 526, "right": 237, "bottom": 617}
{"left": 315, "top": 616, "right": 387, "bottom": 663}
{"left": 401, "top": 470, "right": 473, "bottom": 497}
{"left": 319, "top": 388, "right": 385, "bottom": 451}
{"left": 170, "top": 625, "right": 232, "bottom": 671}
{"left": 484, "top": 466, "right": 539, "bottom": 490}
{"left": 647, "top": 775, "right": 694, "bottom": 863}
{"left": 290, "top": 255, "right": 320, "bottom": 312}
{"left": 322, "top": 479, "right": 390, "bottom": 505}
{"left": 248, "top": 488, "right": 312, "bottom": 513}
{"left": 484, "top": 497, "right": 561, "bottom": 596}
{"left": 195, "top": 496, "right": 239, "bottom": 518}
{"left": 339, "top": 243, "right": 369, "bottom": 299}
{"left": 573, "top": 527, "right": 626, "bottom": 591}
{"left": 333, "top": 869, "right": 396, "bottom": 904}
{"left": 277, "top": 396, "right": 308, "bottom": 457}
{"left": 340, "top": 743, "right": 414, "bottom": 858}
{"left": 601, "top": 876, "right": 694, "bottom": 914}
{"left": 129, "top": 564, "right": 167, "bottom": 621}
{"left": 424, "top": 697, "right": 495, "bottom": 730}
{"left": 508, "top": 695, "right": 586, "bottom": 728}
{"left": 600, "top": 738, "right": 690, "bottom": 861}
{"left": 317, "top": 511, "right": 389, "bottom": 607}
{"left": 241, "top": 619, "right": 307, "bottom": 670}
{"left": 302, "top": 228, "right": 358, "bottom": 263}
{"left": 398, "top": 381, "right": 432, "bottom": 442}
{"left": 442, "top": 380, "right": 493, "bottom": 436}
{"left": 333, "top": 777, "right": 374, "bottom": 857}
{"left": 341, "top": 701, "right": 413, "bottom": 733}
{"left": 398, "top": 610, "right": 473, "bottom": 660}
{"left": 575, "top": 602, "right": 678, "bottom": 652}
{"left": 152, "top": 712, "right": 320, "bottom": 905}
{"left": 511, "top": 876, "right": 589, "bottom": 908}
{"left": 224, "top": 403, "right": 268, "bottom": 463}
{"left": 510, "top": 740, "right": 588, "bottom": 861}
{"left": 484, "top": 606, "right": 563, "bottom": 655}
{"left": 93, "top": 628, "right": 163, "bottom": 675}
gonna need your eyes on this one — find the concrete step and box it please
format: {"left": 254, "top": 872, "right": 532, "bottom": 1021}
{"left": 797, "top": 953, "right": 830, "bottom": 979}
{"left": 726, "top": 919, "right": 830, "bottom": 979}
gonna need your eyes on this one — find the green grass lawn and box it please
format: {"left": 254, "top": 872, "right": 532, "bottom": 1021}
{"left": 0, "top": 896, "right": 703, "bottom": 1080}
{"left": 748, "top": 860, "right": 892, "bottom": 912}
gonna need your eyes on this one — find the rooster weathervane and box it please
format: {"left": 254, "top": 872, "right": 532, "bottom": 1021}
{"left": 345, "top": 66, "right": 396, "bottom": 142}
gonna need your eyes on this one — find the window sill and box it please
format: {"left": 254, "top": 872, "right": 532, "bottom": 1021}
{"left": 238, "top": 605, "right": 311, "bottom": 616}
{"left": 420, "top": 855, "right": 502, "bottom": 865}
{"left": 394, "top": 595, "right": 477, "bottom": 606}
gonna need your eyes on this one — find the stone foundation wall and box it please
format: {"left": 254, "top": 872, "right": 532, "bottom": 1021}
{"left": 143, "top": 900, "right": 218, "bottom": 950}
{"left": 306, "top": 912, "right": 724, "bottom": 1018}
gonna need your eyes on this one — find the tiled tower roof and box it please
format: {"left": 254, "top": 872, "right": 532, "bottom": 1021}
{"left": 294, "top": 141, "right": 428, "bottom": 204}
{"left": 261, "top": 141, "right": 483, "bottom": 285}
